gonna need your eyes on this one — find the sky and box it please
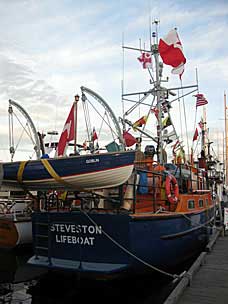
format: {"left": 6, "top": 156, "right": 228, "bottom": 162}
{"left": 0, "top": 0, "right": 228, "bottom": 162}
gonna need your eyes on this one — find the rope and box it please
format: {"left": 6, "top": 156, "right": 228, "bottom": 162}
{"left": 40, "top": 159, "right": 72, "bottom": 187}
{"left": 82, "top": 99, "right": 91, "bottom": 140}
{"left": 142, "top": 95, "right": 155, "bottom": 133}
{"left": 17, "top": 160, "right": 28, "bottom": 183}
{"left": 41, "top": 159, "right": 91, "bottom": 194}
{"left": 158, "top": 207, "right": 217, "bottom": 230}
{"left": 82, "top": 210, "right": 181, "bottom": 279}
{"left": 105, "top": 111, "right": 116, "bottom": 142}
{"left": 85, "top": 96, "right": 119, "bottom": 138}
{"left": 180, "top": 78, "right": 190, "bottom": 159}
{"left": 14, "top": 160, "right": 38, "bottom": 206}
{"left": 178, "top": 90, "right": 183, "bottom": 140}
{"left": 98, "top": 111, "right": 105, "bottom": 138}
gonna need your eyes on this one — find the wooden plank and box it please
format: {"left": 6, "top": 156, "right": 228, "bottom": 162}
{"left": 163, "top": 252, "right": 207, "bottom": 304}
{"left": 164, "top": 230, "right": 228, "bottom": 304}
{"left": 176, "top": 233, "right": 228, "bottom": 304}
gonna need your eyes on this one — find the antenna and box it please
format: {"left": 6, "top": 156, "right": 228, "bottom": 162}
{"left": 149, "top": 14, "right": 152, "bottom": 47}
{"left": 152, "top": 19, "right": 160, "bottom": 45}
{"left": 121, "top": 32, "right": 126, "bottom": 131}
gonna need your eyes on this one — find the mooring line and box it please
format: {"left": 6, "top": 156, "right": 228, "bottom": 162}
{"left": 82, "top": 210, "right": 183, "bottom": 280}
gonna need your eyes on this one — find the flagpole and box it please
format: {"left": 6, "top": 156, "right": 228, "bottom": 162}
{"left": 201, "top": 107, "right": 207, "bottom": 159}
{"left": 194, "top": 68, "right": 199, "bottom": 130}
{"left": 74, "top": 94, "right": 79, "bottom": 154}
{"left": 180, "top": 77, "right": 190, "bottom": 161}
{"left": 121, "top": 32, "right": 126, "bottom": 132}
{"left": 223, "top": 131, "right": 225, "bottom": 182}
{"left": 191, "top": 68, "right": 200, "bottom": 160}
{"left": 152, "top": 19, "right": 163, "bottom": 163}
{"left": 224, "top": 91, "right": 228, "bottom": 185}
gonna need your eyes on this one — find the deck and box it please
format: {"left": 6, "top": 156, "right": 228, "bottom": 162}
{"left": 164, "top": 227, "right": 228, "bottom": 304}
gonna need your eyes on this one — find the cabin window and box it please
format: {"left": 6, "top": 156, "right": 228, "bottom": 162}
{"left": 198, "top": 199, "right": 204, "bottom": 208}
{"left": 188, "top": 200, "right": 195, "bottom": 209}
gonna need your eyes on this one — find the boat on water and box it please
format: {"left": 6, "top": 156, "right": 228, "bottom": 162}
{"left": 24, "top": 24, "right": 224, "bottom": 279}
{"left": 0, "top": 190, "right": 33, "bottom": 249}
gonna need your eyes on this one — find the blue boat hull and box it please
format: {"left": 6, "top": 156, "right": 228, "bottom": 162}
{"left": 2, "top": 151, "right": 135, "bottom": 191}
{"left": 28, "top": 208, "right": 214, "bottom": 277}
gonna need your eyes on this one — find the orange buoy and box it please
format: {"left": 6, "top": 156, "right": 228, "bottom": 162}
{"left": 165, "top": 174, "right": 179, "bottom": 204}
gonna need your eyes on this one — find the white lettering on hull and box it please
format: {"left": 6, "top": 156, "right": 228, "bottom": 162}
{"left": 50, "top": 224, "right": 102, "bottom": 235}
{"left": 51, "top": 223, "right": 102, "bottom": 246}
{"left": 55, "top": 235, "right": 95, "bottom": 245}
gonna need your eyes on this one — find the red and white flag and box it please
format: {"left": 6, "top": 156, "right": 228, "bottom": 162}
{"left": 56, "top": 104, "right": 75, "bottom": 156}
{"left": 123, "top": 130, "right": 137, "bottom": 147}
{"left": 92, "top": 128, "right": 98, "bottom": 141}
{"left": 193, "top": 128, "right": 198, "bottom": 141}
{"left": 151, "top": 107, "right": 159, "bottom": 119}
{"left": 137, "top": 52, "right": 152, "bottom": 69}
{"left": 158, "top": 29, "right": 186, "bottom": 77}
{"left": 195, "top": 93, "right": 208, "bottom": 107}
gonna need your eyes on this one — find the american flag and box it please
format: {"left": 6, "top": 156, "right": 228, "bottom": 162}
{"left": 195, "top": 93, "right": 208, "bottom": 107}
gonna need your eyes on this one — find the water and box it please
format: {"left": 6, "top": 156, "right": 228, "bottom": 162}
{"left": 0, "top": 247, "right": 186, "bottom": 304}
{"left": 0, "top": 246, "right": 46, "bottom": 303}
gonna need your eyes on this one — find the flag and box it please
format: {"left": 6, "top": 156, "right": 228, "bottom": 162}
{"left": 92, "top": 128, "right": 98, "bottom": 141}
{"left": 190, "top": 147, "right": 194, "bottom": 165}
{"left": 193, "top": 128, "right": 198, "bottom": 141}
{"left": 56, "top": 104, "right": 75, "bottom": 156}
{"left": 195, "top": 93, "right": 208, "bottom": 107}
{"left": 162, "top": 116, "right": 172, "bottom": 129}
{"left": 151, "top": 107, "right": 159, "bottom": 119}
{"left": 132, "top": 115, "right": 148, "bottom": 130}
{"left": 198, "top": 119, "right": 204, "bottom": 129}
{"left": 172, "top": 140, "right": 180, "bottom": 155}
{"left": 137, "top": 52, "right": 152, "bottom": 69}
{"left": 123, "top": 130, "right": 137, "bottom": 147}
{"left": 83, "top": 140, "right": 87, "bottom": 150}
{"left": 158, "top": 29, "right": 186, "bottom": 77}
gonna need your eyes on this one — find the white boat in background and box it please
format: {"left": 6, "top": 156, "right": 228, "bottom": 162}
{"left": 0, "top": 191, "right": 33, "bottom": 249}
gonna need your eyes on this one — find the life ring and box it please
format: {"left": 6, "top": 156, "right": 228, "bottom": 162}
{"left": 165, "top": 174, "right": 179, "bottom": 204}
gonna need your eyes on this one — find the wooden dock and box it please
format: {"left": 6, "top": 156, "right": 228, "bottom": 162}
{"left": 164, "top": 227, "right": 228, "bottom": 304}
